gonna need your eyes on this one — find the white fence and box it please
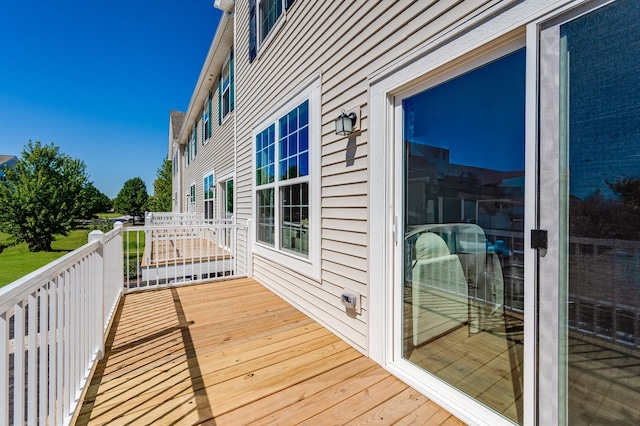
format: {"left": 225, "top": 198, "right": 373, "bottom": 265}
{"left": 145, "top": 211, "right": 234, "bottom": 227}
{"left": 123, "top": 221, "right": 250, "bottom": 291}
{"left": 0, "top": 223, "right": 124, "bottom": 426}
{"left": 0, "top": 217, "right": 251, "bottom": 425}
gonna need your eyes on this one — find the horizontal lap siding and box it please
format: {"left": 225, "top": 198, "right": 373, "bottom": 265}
{"left": 182, "top": 103, "right": 235, "bottom": 215}
{"left": 235, "top": 0, "right": 495, "bottom": 353}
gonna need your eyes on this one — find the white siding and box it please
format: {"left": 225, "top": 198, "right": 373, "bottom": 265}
{"left": 234, "top": 0, "right": 507, "bottom": 354}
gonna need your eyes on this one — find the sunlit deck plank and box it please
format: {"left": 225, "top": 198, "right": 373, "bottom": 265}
{"left": 76, "top": 278, "right": 463, "bottom": 425}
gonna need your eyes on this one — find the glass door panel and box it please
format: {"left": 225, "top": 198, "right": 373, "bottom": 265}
{"left": 558, "top": 0, "right": 640, "bottom": 422}
{"left": 402, "top": 49, "right": 526, "bottom": 424}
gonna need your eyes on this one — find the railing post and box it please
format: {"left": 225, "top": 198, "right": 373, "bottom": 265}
{"left": 88, "top": 230, "right": 105, "bottom": 359}
{"left": 246, "top": 219, "right": 253, "bottom": 277}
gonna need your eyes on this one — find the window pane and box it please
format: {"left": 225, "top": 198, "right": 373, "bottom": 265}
{"left": 299, "top": 100, "right": 308, "bottom": 127}
{"left": 279, "top": 100, "right": 309, "bottom": 182}
{"left": 256, "top": 124, "right": 275, "bottom": 185}
{"left": 560, "top": 0, "right": 640, "bottom": 423}
{"left": 226, "top": 180, "right": 234, "bottom": 215}
{"left": 257, "top": 188, "right": 275, "bottom": 245}
{"left": 299, "top": 126, "right": 308, "bottom": 152}
{"left": 402, "top": 49, "right": 525, "bottom": 423}
{"left": 299, "top": 152, "right": 308, "bottom": 177}
{"left": 281, "top": 183, "right": 309, "bottom": 256}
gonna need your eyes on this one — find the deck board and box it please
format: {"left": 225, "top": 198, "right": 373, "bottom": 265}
{"left": 77, "top": 278, "right": 463, "bottom": 425}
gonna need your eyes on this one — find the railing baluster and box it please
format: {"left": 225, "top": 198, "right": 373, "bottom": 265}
{"left": 14, "top": 301, "right": 25, "bottom": 425}
{"left": 39, "top": 285, "right": 48, "bottom": 426}
{"left": 28, "top": 291, "right": 38, "bottom": 424}
{"left": 0, "top": 311, "right": 8, "bottom": 426}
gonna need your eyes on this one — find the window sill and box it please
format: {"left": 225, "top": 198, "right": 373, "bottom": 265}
{"left": 255, "top": 13, "right": 287, "bottom": 61}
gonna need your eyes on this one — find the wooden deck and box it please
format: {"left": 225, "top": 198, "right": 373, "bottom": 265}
{"left": 142, "top": 234, "right": 231, "bottom": 268}
{"left": 76, "top": 278, "right": 464, "bottom": 425}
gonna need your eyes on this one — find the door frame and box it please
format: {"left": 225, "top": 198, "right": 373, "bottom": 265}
{"left": 368, "top": 1, "right": 605, "bottom": 424}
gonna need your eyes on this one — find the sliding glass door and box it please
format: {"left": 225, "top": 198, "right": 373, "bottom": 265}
{"left": 399, "top": 47, "right": 527, "bottom": 424}
{"left": 539, "top": 0, "right": 640, "bottom": 423}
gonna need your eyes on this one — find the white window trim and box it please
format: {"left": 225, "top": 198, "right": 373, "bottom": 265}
{"left": 252, "top": 73, "right": 321, "bottom": 280}
{"left": 217, "top": 171, "right": 235, "bottom": 220}
{"left": 220, "top": 53, "right": 233, "bottom": 123}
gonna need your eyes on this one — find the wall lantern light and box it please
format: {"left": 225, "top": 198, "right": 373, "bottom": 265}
{"left": 335, "top": 110, "right": 357, "bottom": 136}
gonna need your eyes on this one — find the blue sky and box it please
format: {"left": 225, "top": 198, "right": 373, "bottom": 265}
{"left": 0, "top": 1, "right": 222, "bottom": 198}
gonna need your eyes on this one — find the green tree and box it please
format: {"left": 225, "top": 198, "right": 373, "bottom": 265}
{"left": 148, "top": 158, "right": 172, "bottom": 212}
{"left": 114, "top": 177, "right": 148, "bottom": 219}
{"left": 77, "top": 182, "right": 112, "bottom": 219}
{"left": 607, "top": 177, "right": 640, "bottom": 209}
{"left": 0, "top": 141, "right": 89, "bottom": 252}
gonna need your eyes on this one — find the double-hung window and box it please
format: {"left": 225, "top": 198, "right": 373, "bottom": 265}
{"left": 203, "top": 93, "right": 211, "bottom": 143}
{"left": 253, "top": 75, "right": 320, "bottom": 278}
{"left": 219, "top": 51, "right": 234, "bottom": 123}
{"left": 248, "top": 0, "right": 295, "bottom": 62}
{"left": 190, "top": 125, "right": 197, "bottom": 160}
{"left": 203, "top": 172, "right": 215, "bottom": 219}
{"left": 189, "top": 183, "right": 196, "bottom": 213}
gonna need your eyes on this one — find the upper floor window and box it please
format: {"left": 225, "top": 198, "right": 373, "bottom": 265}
{"left": 172, "top": 150, "right": 178, "bottom": 176}
{"left": 219, "top": 51, "right": 235, "bottom": 123}
{"left": 248, "top": 0, "right": 295, "bottom": 62}
{"left": 203, "top": 93, "right": 212, "bottom": 143}
{"left": 259, "top": 0, "right": 282, "bottom": 42}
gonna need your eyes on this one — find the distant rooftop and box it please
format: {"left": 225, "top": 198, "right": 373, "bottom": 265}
{"left": 170, "top": 110, "right": 186, "bottom": 141}
{"left": 0, "top": 155, "right": 18, "bottom": 165}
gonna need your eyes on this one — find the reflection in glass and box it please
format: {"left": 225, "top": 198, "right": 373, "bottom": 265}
{"left": 561, "top": 0, "right": 640, "bottom": 423}
{"left": 281, "top": 183, "right": 309, "bottom": 256}
{"left": 403, "top": 49, "right": 525, "bottom": 423}
{"left": 257, "top": 188, "right": 274, "bottom": 245}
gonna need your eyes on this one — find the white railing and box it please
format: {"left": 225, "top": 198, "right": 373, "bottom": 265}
{"left": 0, "top": 223, "right": 124, "bottom": 426}
{"left": 0, "top": 217, "right": 251, "bottom": 425}
{"left": 145, "top": 211, "right": 235, "bottom": 227}
{"left": 568, "top": 236, "right": 640, "bottom": 347}
{"left": 123, "top": 221, "right": 250, "bottom": 292}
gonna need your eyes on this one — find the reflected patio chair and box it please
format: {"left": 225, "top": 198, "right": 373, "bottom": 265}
{"left": 410, "top": 232, "right": 469, "bottom": 347}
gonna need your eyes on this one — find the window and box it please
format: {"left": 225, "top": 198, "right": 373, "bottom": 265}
{"left": 219, "top": 52, "right": 234, "bottom": 123}
{"left": 189, "top": 183, "right": 196, "bottom": 213}
{"left": 253, "top": 75, "right": 319, "bottom": 277}
{"left": 256, "top": 100, "right": 309, "bottom": 255}
{"left": 203, "top": 172, "right": 215, "bottom": 219}
{"left": 172, "top": 150, "right": 178, "bottom": 176}
{"left": 186, "top": 125, "right": 196, "bottom": 167}
{"left": 192, "top": 125, "right": 197, "bottom": 158}
{"left": 259, "top": 0, "right": 282, "bottom": 42}
{"left": 248, "top": 0, "right": 295, "bottom": 62}
{"left": 203, "top": 93, "right": 211, "bottom": 143}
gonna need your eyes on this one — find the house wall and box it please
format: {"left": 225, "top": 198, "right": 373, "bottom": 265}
{"left": 180, "top": 85, "right": 235, "bottom": 216}
{"left": 234, "top": 0, "right": 513, "bottom": 354}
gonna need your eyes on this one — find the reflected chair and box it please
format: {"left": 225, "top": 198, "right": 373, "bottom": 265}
{"left": 411, "top": 232, "right": 469, "bottom": 346}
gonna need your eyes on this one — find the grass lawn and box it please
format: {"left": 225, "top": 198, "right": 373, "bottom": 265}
{"left": 97, "top": 212, "right": 123, "bottom": 219}
{"left": 0, "top": 229, "right": 91, "bottom": 288}
{"left": 0, "top": 223, "right": 148, "bottom": 288}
